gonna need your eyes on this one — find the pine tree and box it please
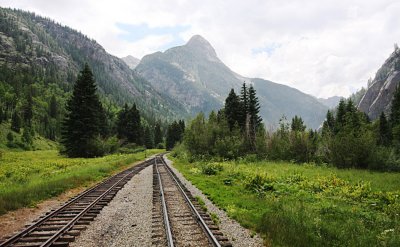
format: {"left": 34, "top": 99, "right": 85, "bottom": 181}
{"left": 239, "top": 83, "right": 249, "bottom": 128}
{"left": 23, "top": 89, "right": 33, "bottom": 127}
{"left": 335, "top": 99, "right": 346, "bottom": 133}
{"left": 166, "top": 121, "right": 183, "bottom": 150}
{"left": 144, "top": 126, "right": 154, "bottom": 149}
{"left": 117, "top": 104, "right": 129, "bottom": 140}
{"left": 11, "top": 111, "right": 21, "bottom": 133}
{"left": 378, "top": 112, "right": 391, "bottom": 146}
{"left": 291, "top": 115, "right": 306, "bottom": 132}
{"left": 224, "top": 88, "right": 241, "bottom": 130}
{"left": 248, "top": 85, "right": 262, "bottom": 130}
{"left": 49, "top": 95, "right": 58, "bottom": 118}
{"left": 61, "top": 64, "right": 107, "bottom": 157}
{"left": 154, "top": 122, "right": 163, "bottom": 146}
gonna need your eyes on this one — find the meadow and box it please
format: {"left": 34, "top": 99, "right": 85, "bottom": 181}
{"left": 0, "top": 149, "right": 162, "bottom": 215}
{"left": 170, "top": 155, "right": 400, "bottom": 246}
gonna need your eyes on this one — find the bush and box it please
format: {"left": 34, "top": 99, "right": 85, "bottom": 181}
{"left": 201, "top": 163, "right": 223, "bottom": 175}
{"left": 244, "top": 174, "right": 274, "bottom": 197}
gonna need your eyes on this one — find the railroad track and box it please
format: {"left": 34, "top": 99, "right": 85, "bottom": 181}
{"left": 0, "top": 158, "right": 153, "bottom": 247}
{"left": 152, "top": 156, "right": 232, "bottom": 247}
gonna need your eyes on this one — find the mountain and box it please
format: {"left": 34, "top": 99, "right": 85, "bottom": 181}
{"left": 358, "top": 48, "right": 400, "bottom": 119}
{"left": 136, "top": 35, "right": 328, "bottom": 128}
{"left": 0, "top": 8, "right": 187, "bottom": 122}
{"left": 121, "top": 55, "right": 140, "bottom": 69}
{"left": 318, "top": 96, "right": 343, "bottom": 109}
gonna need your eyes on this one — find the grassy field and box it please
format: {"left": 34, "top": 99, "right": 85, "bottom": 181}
{"left": 170, "top": 155, "right": 400, "bottom": 246}
{"left": 0, "top": 149, "right": 162, "bottom": 215}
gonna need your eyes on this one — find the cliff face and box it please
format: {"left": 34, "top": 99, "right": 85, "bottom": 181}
{"left": 358, "top": 48, "right": 400, "bottom": 119}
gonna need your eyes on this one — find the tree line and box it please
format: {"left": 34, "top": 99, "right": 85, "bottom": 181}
{"left": 175, "top": 83, "right": 400, "bottom": 171}
{"left": 1, "top": 63, "right": 180, "bottom": 156}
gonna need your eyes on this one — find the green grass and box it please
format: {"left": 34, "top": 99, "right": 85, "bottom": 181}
{"left": 0, "top": 122, "right": 58, "bottom": 151}
{"left": 170, "top": 156, "right": 400, "bottom": 246}
{"left": 0, "top": 149, "right": 163, "bottom": 215}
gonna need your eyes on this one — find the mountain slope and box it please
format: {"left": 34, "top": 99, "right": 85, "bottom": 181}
{"left": 318, "top": 96, "right": 343, "bottom": 109}
{"left": 358, "top": 48, "right": 400, "bottom": 119}
{"left": 121, "top": 55, "right": 140, "bottom": 69}
{"left": 136, "top": 35, "right": 328, "bottom": 128}
{"left": 0, "top": 8, "right": 187, "bottom": 121}
{"left": 136, "top": 35, "right": 241, "bottom": 113}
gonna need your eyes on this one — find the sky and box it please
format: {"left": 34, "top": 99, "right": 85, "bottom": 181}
{"left": 1, "top": 0, "right": 399, "bottom": 98}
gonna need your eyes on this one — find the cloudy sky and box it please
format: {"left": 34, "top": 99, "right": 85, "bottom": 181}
{"left": 1, "top": 0, "right": 399, "bottom": 98}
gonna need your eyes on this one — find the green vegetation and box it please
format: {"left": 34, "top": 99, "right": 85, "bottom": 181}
{"left": 178, "top": 83, "right": 400, "bottom": 171}
{"left": 170, "top": 155, "right": 400, "bottom": 246}
{"left": 0, "top": 149, "right": 162, "bottom": 215}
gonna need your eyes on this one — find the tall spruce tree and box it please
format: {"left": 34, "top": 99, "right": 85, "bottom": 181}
{"left": 248, "top": 85, "right": 262, "bottom": 130}
{"left": 11, "top": 111, "right": 21, "bottom": 133}
{"left": 378, "top": 112, "right": 391, "bottom": 146}
{"left": 154, "top": 122, "right": 163, "bottom": 146}
{"left": 239, "top": 83, "right": 249, "bottom": 128}
{"left": 61, "top": 64, "right": 106, "bottom": 158}
{"left": 116, "top": 103, "right": 142, "bottom": 144}
{"left": 144, "top": 125, "right": 154, "bottom": 149}
{"left": 291, "top": 115, "right": 306, "bottom": 132}
{"left": 224, "top": 89, "right": 241, "bottom": 130}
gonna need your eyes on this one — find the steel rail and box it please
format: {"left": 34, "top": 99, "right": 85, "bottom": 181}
{"left": 159, "top": 155, "right": 221, "bottom": 247}
{"left": 0, "top": 158, "right": 153, "bottom": 247}
{"left": 155, "top": 158, "right": 175, "bottom": 247}
{"left": 39, "top": 161, "right": 144, "bottom": 247}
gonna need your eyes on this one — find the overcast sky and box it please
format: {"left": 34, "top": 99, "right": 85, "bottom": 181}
{"left": 1, "top": 0, "right": 399, "bottom": 98}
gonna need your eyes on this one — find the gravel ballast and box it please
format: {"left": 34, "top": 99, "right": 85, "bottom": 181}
{"left": 70, "top": 165, "right": 153, "bottom": 247}
{"left": 164, "top": 155, "right": 264, "bottom": 247}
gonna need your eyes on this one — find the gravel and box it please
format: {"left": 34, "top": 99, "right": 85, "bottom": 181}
{"left": 164, "top": 155, "right": 265, "bottom": 247}
{"left": 70, "top": 165, "right": 153, "bottom": 247}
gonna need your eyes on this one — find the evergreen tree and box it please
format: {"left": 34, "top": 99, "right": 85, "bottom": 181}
{"left": 144, "top": 126, "right": 154, "bottom": 148}
{"left": 378, "top": 112, "right": 391, "bottom": 146}
{"left": 127, "top": 104, "right": 142, "bottom": 144}
{"left": 11, "top": 111, "right": 21, "bottom": 133}
{"left": 335, "top": 99, "right": 347, "bottom": 133}
{"left": 166, "top": 120, "right": 184, "bottom": 150}
{"left": 248, "top": 85, "right": 262, "bottom": 129}
{"left": 23, "top": 89, "right": 33, "bottom": 127}
{"left": 49, "top": 95, "right": 58, "bottom": 118}
{"left": 154, "top": 122, "right": 163, "bottom": 146}
{"left": 224, "top": 88, "right": 241, "bottom": 130}
{"left": 116, "top": 103, "right": 142, "bottom": 144}
{"left": 22, "top": 126, "right": 33, "bottom": 147}
{"left": 61, "top": 64, "right": 107, "bottom": 158}
{"left": 7, "top": 132, "right": 13, "bottom": 142}
{"left": 239, "top": 83, "right": 249, "bottom": 128}
{"left": 117, "top": 104, "right": 129, "bottom": 140}
{"left": 291, "top": 115, "right": 306, "bottom": 132}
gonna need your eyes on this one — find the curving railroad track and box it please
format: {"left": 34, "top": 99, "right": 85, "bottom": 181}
{"left": 1, "top": 155, "right": 232, "bottom": 247}
{"left": 152, "top": 156, "right": 232, "bottom": 247}
{"left": 0, "top": 159, "right": 152, "bottom": 247}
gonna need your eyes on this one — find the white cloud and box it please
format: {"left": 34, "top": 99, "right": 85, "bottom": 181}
{"left": 1, "top": 0, "right": 399, "bottom": 98}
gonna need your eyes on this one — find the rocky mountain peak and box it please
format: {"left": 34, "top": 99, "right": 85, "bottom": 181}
{"left": 185, "top": 35, "right": 217, "bottom": 58}
{"left": 121, "top": 55, "right": 140, "bottom": 69}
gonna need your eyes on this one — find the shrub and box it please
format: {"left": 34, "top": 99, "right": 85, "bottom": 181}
{"left": 244, "top": 174, "right": 274, "bottom": 197}
{"left": 201, "top": 163, "right": 223, "bottom": 175}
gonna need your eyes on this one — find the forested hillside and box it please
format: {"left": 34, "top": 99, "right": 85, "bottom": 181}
{"left": 0, "top": 7, "right": 189, "bottom": 148}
